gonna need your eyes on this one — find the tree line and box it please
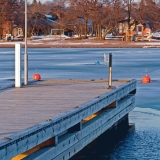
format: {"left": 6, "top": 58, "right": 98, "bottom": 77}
{"left": 0, "top": 0, "right": 160, "bottom": 39}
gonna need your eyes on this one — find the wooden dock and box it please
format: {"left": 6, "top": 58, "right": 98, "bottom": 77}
{"left": 0, "top": 79, "right": 136, "bottom": 160}
{"left": 0, "top": 80, "right": 123, "bottom": 139}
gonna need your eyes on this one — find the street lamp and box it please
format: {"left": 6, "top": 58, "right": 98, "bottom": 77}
{"left": 24, "top": 0, "right": 28, "bottom": 85}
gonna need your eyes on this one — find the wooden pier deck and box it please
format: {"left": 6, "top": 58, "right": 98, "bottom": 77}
{"left": 0, "top": 79, "right": 126, "bottom": 140}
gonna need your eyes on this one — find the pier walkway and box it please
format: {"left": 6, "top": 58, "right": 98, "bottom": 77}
{"left": 0, "top": 79, "right": 136, "bottom": 160}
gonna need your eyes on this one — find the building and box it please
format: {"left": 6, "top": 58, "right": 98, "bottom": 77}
{"left": 118, "top": 18, "right": 151, "bottom": 41}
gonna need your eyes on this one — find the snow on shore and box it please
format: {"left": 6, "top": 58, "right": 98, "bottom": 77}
{"left": 0, "top": 36, "right": 160, "bottom": 48}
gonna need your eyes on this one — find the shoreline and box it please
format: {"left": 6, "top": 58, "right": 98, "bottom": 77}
{"left": 0, "top": 39, "right": 160, "bottom": 48}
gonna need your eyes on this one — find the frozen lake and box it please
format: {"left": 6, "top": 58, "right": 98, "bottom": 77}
{"left": 0, "top": 48, "right": 160, "bottom": 159}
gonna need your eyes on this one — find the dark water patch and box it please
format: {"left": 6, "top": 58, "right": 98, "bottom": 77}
{"left": 71, "top": 115, "right": 130, "bottom": 160}
{"left": 70, "top": 111, "right": 160, "bottom": 160}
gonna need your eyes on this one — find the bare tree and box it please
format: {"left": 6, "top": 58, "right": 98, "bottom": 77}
{"left": 135, "top": 0, "right": 160, "bottom": 31}
{"left": 76, "top": 0, "right": 92, "bottom": 38}
{"left": 122, "top": 0, "right": 135, "bottom": 29}
{"left": 0, "top": 0, "right": 21, "bottom": 39}
{"left": 100, "top": 0, "right": 124, "bottom": 39}
{"left": 0, "top": 0, "right": 7, "bottom": 38}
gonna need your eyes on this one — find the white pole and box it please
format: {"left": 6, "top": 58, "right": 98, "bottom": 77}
{"left": 15, "top": 43, "right": 22, "bottom": 88}
{"left": 24, "top": 0, "right": 28, "bottom": 85}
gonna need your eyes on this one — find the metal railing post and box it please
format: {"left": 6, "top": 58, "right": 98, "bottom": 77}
{"left": 24, "top": 0, "right": 28, "bottom": 85}
{"left": 108, "top": 53, "right": 112, "bottom": 88}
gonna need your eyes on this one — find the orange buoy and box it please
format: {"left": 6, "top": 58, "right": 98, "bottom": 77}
{"left": 142, "top": 75, "right": 150, "bottom": 83}
{"left": 32, "top": 73, "right": 41, "bottom": 80}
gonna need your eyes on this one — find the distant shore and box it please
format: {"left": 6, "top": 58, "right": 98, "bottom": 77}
{"left": 0, "top": 39, "right": 160, "bottom": 48}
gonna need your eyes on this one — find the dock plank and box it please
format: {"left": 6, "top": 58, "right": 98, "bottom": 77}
{"left": 0, "top": 80, "right": 125, "bottom": 140}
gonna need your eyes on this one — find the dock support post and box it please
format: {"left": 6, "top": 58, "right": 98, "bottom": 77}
{"left": 15, "top": 43, "right": 22, "bottom": 88}
{"left": 108, "top": 53, "right": 112, "bottom": 88}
